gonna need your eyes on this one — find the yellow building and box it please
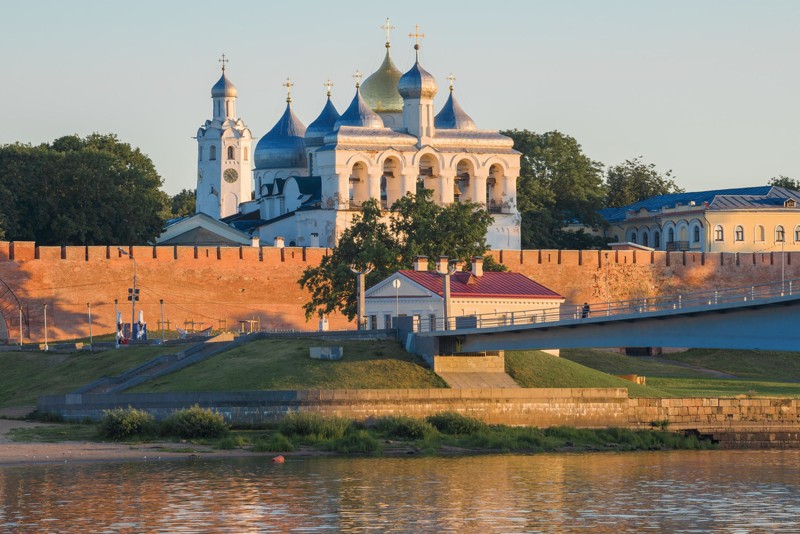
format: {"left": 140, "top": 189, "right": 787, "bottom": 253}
{"left": 600, "top": 186, "right": 800, "bottom": 253}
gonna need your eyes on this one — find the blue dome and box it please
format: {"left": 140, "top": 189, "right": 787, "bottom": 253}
{"left": 305, "top": 96, "right": 340, "bottom": 145}
{"left": 254, "top": 102, "right": 307, "bottom": 170}
{"left": 334, "top": 87, "right": 384, "bottom": 129}
{"left": 211, "top": 72, "right": 237, "bottom": 98}
{"left": 398, "top": 59, "right": 437, "bottom": 100}
{"left": 434, "top": 90, "right": 476, "bottom": 130}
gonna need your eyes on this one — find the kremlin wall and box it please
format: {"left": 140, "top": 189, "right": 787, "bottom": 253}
{"left": 0, "top": 240, "right": 796, "bottom": 343}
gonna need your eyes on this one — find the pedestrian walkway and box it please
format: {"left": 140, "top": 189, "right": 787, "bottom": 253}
{"left": 437, "top": 372, "right": 520, "bottom": 389}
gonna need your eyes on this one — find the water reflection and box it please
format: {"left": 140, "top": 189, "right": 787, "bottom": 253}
{"left": 1, "top": 451, "right": 799, "bottom": 532}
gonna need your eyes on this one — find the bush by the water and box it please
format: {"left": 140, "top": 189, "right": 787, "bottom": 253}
{"left": 279, "top": 412, "right": 351, "bottom": 440}
{"left": 99, "top": 407, "right": 155, "bottom": 439}
{"left": 326, "top": 429, "right": 382, "bottom": 454}
{"left": 252, "top": 433, "right": 295, "bottom": 453}
{"left": 373, "top": 416, "right": 439, "bottom": 440}
{"left": 160, "top": 405, "right": 229, "bottom": 439}
{"left": 426, "top": 412, "right": 486, "bottom": 435}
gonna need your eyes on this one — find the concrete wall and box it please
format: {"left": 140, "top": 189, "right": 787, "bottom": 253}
{"left": 433, "top": 353, "right": 505, "bottom": 373}
{"left": 1, "top": 241, "right": 797, "bottom": 342}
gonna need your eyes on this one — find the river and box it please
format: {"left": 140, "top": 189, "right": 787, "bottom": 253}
{"left": 1, "top": 450, "right": 799, "bottom": 532}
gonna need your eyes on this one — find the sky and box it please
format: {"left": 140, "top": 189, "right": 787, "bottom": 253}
{"left": 1, "top": 0, "right": 798, "bottom": 195}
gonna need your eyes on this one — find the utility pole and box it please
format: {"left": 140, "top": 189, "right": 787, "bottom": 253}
{"left": 18, "top": 305, "right": 23, "bottom": 347}
{"left": 350, "top": 265, "right": 373, "bottom": 330}
{"left": 160, "top": 299, "right": 165, "bottom": 343}
{"left": 118, "top": 248, "right": 138, "bottom": 339}
{"left": 436, "top": 257, "right": 457, "bottom": 331}
{"left": 87, "top": 302, "right": 93, "bottom": 352}
{"left": 114, "top": 298, "right": 119, "bottom": 348}
{"left": 43, "top": 303, "right": 49, "bottom": 352}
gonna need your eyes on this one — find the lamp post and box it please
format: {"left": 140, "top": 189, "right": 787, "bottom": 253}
{"left": 87, "top": 302, "right": 93, "bottom": 352}
{"left": 350, "top": 265, "right": 373, "bottom": 330}
{"left": 392, "top": 278, "right": 401, "bottom": 321}
{"left": 160, "top": 299, "right": 165, "bottom": 343}
{"left": 43, "top": 303, "right": 49, "bottom": 352}
{"left": 605, "top": 252, "right": 610, "bottom": 316}
{"left": 118, "top": 247, "right": 137, "bottom": 339}
{"left": 18, "top": 305, "right": 23, "bottom": 347}
{"left": 436, "top": 258, "right": 457, "bottom": 331}
{"left": 114, "top": 298, "right": 119, "bottom": 348}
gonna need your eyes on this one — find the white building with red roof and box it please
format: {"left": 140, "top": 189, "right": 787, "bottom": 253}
{"left": 364, "top": 256, "right": 564, "bottom": 331}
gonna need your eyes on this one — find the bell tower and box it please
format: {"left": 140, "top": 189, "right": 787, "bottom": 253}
{"left": 196, "top": 55, "right": 253, "bottom": 219}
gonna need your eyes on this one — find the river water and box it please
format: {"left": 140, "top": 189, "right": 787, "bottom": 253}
{"left": 1, "top": 450, "right": 799, "bottom": 532}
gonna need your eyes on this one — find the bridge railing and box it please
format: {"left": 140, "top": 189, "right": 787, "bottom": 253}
{"left": 418, "top": 278, "right": 799, "bottom": 333}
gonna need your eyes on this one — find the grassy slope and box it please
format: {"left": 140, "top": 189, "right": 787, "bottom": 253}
{"left": 0, "top": 345, "right": 180, "bottom": 408}
{"left": 131, "top": 338, "right": 447, "bottom": 392}
{"left": 656, "top": 349, "right": 800, "bottom": 381}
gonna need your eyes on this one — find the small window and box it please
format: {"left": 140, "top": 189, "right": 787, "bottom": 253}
{"left": 735, "top": 226, "right": 744, "bottom": 242}
{"left": 227, "top": 146, "right": 234, "bottom": 160}
{"left": 244, "top": 147, "right": 249, "bottom": 161}
{"left": 794, "top": 225, "right": 800, "bottom": 242}
{"left": 198, "top": 146, "right": 203, "bottom": 161}
{"left": 653, "top": 231, "right": 661, "bottom": 248}
{"left": 776, "top": 225, "right": 785, "bottom": 242}
{"left": 384, "top": 314, "right": 392, "bottom": 329}
{"left": 756, "top": 225, "right": 765, "bottom": 242}
{"left": 370, "top": 315, "right": 378, "bottom": 330}
{"left": 668, "top": 228, "right": 675, "bottom": 243}
{"left": 642, "top": 232, "right": 649, "bottom": 247}
{"left": 429, "top": 314, "right": 437, "bottom": 331}
{"left": 209, "top": 145, "right": 217, "bottom": 161}
{"left": 693, "top": 226, "right": 700, "bottom": 243}
{"left": 714, "top": 225, "right": 724, "bottom": 242}
{"left": 630, "top": 231, "right": 637, "bottom": 244}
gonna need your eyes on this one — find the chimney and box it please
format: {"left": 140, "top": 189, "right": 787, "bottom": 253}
{"left": 471, "top": 256, "right": 484, "bottom": 277}
{"left": 274, "top": 236, "right": 285, "bottom": 248}
{"left": 413, "top": 255, "right": 428, "bottom": 271}
{"left": 250, "top": 236, "right": 260, "bottom": 248}
{"left": 437, "top": 256, "right": 449, "bottom": 273}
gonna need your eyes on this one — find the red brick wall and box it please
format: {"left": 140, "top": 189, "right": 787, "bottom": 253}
{"left": 0, "top": 242, "right": 796, "bottom": 342}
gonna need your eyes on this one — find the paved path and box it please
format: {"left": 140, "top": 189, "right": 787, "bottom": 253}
{"left": 437, "top": 372, "right": 520, "bottom": 388}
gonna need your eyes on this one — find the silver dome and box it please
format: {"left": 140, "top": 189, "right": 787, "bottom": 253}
{"left": 211, "top": 72, "right": 237, "bottom": 98}
{"left": 254, "top": 102, "right": 307, "bottom": 170}
{"left": 398, "top": 59, "right": 437, "bottom": 100}
{"left": 305, "top": 96, "right": 340, "bottom": 146}
{"left": 434, "top": 89, "right": 477, "bottom": 131}
{"left": 334, "top": 87, "right": 384, "bottom": 130}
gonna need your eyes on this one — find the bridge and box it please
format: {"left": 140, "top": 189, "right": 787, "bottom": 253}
{"left": 412, "top": 279, "right": 800, "bottom": 357}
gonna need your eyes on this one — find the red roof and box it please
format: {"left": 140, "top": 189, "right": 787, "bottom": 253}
{"left": 399, "top": 270, "right": 563, "bottom": 299}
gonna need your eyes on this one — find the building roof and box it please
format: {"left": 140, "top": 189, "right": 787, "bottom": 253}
{"left": 211, "top": 71, "right": 237, "bottom": 98}
{"left": 434, "top": 88, "right": 476, "bottom": 131}
{"left": 398, "top": 270, "right": 563, "bottom": 299}
{"left": 361, "top": 45, "right": 404, "bottom": 113}
{"left": 600, "top": 186, "right": 800, "bottom": 223}
{"left": 335, "top": 87, "right": 385, "bottom": 129}
{"left": 254, "top": 102, "right": 307, "bottom": 170}
{"left": 305, "top": 96, "right": 340, "bottom": 146}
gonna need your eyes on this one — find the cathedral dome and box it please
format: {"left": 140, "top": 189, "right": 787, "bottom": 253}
{"left": 211, "top": 72, "right": 237, "bottom": 98}
{"left": 398, "top": 51, "right": 437, "bottom": 100}
{"left": 361, "top": 45, "right": 404, "bottom": 113}
{"left": 254, "top": 102, "right": 307, "bottom": 170}
{"left": 305, "top": 94, "right": 340, "bottom": 145}
{"left": 334, "top": 86, "right": 384, "bottom": 129}
{"left": 434, "top": 86, "right": 477, "bottom": 131}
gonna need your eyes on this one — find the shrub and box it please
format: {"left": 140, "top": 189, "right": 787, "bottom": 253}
{"left": 373, "top": 416, "right": 438, "bottom": 440}
{"left": 217, "top": 435, "right": 247, "bottom": 449}
{"left": 160, "top": 405, "right": 229, "bottom": 439}
{"left": 426, "top": 412, "right": 486, "bottom": 435}
{"left": 279, "top": 412, "right": 351, "bottom": 440}
{"left": 252, "top": 433, "right": 295, "bottom": 453}
{"left": 99, "top": 407, "right": 155, "bottom": 439}
{"left": 326, "top": 430, "right": 382, "bottom": 454}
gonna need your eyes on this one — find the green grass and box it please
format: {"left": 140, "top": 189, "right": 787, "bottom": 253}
{"left": 130, "top": 338, "right": 447, "bottom": 392}
{"left": 657, "top": 349, "right": 800, "bottom": 381}
{"left": 505, "top": 350, "right": 667, "bottom": 397}
{"left": 9, "top": 424, "right": 99, "bottom": 442}
{"left": 0, "top": 345, "right": 186, "bottom": 408}
{"left": 647, "top": 378, "right": 800, "bottom": 398}
{"left": 559, "top": 349, "right": 712, "bottom": 378}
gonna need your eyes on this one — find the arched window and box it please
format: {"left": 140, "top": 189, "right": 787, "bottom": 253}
{"left": 209, "top": 145, "right": 217, "bottom": 161}
{"left": 794, "top": 225, "right": 800, "bottom": 242}
{"left": 756, "top": 225, "right": 765, "bottom": 242}
{"left": 693, "top": 226, "right": 700, "bottom": 243}
{"left": 307, "top": 153, "right": 313, "bottom": 175}
{"left": 244, "top": 147, "right": 249, "bottom": 161}
{"left": 668, "top": 228, "right": 675, "bottom": 243}
{"left": 631, "top": 231, "right": 637, "bottom": 244}
{"left": 735, "top": 225, "right": 744, "bottom": 242}
{"left": 642, "top": 232, "right": 649, "bottom": 247}
{"left": 776, "top": 225, "right": 785, "bottom": 242}
{"left": 198, "top": 146, "right": 203, "bottom": 161}
{"left": 227, "top": 146, "right": 234, "bottom": 160}
{"left": 714, "top": 225, "right": 724, "bottom": 242}
{"left": 653, "top": 231, "right": 661, "bottom": 248}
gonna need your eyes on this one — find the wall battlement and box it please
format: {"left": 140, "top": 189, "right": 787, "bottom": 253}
{"left": 0, "top": 241, "right": 796, "bottom": 343}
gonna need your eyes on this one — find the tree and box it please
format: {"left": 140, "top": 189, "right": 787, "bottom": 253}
{"left": 298, "top": 192, "right": 498, "bottom": 321}
{"left": 769, "top": 175, "right": 800, "bottom": 191}
{"left": 606, "top": 157, "right": 683, "bottom": 207}
{"left": 169, "top": 189, "right": 196, "bottom": 218}
{"left": 501, "top": 129, "right": 606, "bottom": 249}
{"left": 0, "top": 134, "right": 166, "bottom": 245}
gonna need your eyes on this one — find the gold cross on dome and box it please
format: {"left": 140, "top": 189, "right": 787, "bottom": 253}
{"left": 218, "top": 53, "right": 229, "bottom": 72}
{"left": 408, "top": 24, "right": 425, "bottom": 48}
{"left": 352, "top": 70, "right": 362, "bottom": 88}
{"left": 283, "top": 77, "right": 294, "bottom": 102}
{"left": 381, "top": 17, "right": 395, "bottom": 45}
{"left": 323, "top": 79, "right": 334, "bottom": 97}
{"left": 447, "top": 73, "right": 456, "bottom": 91}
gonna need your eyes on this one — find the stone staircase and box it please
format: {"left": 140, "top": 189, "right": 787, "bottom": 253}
{"left": 432, "top": 351, "right": 520, "bottom": 389}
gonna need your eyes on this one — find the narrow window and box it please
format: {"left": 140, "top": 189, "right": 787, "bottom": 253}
{"left": 756, "top": 225, "right": 765, "bottom": 242}
{"left": 794, "top": 226, "right": 800, "bottom": 242}
{"left": 308, "top": 153, "right": 313, "bottom": 175}
{"left": 209, "top": 145, "right": 217, "bottom": 161}
{"left": 384, "top": 314, "right": 392, "bottom": 329}
{"left": 630, "top": 231, "right": 637, "bottom": 244}
{"left": 714, "top": 225, "right": 724, "bottom": 242}
{"left": 227, "top": 146, "right": 234, "bottom": 160}
{"left": 653, "top": 231, "right": 661, "bottom": 248}
{"left": 668, "top": 228, "right": 675, "bottom": 243}
{"left": 776, "top": 225, "right": 785, "bottom": 242}
{"left": 693, "top": 226, "right": 700, "bottom": 243}
{"left": 198, "top": 146, "right": 203, "bottom": 161}
{"left": 642, "top": 233, "right": 649, "bottom": 247}
{"left": 244, "top": 147, "right": 249, "bottom": 161}
{"left": 735, "top": 226, "right": 744, "bottom": 242}
{"left": 370, "top": 315, "right": 378, "bottom": 330}
{"left": 429, "top": 314, "right": 437, "bottom": 331}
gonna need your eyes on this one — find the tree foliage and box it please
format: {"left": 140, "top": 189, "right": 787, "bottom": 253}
{"left": 298, "top": 192, "right": 500, "bottom": 321}
{"left": 769, "top": 175, "right": 800, "bottom": 191}
{"left": 606, "top": 157, "right": 683, "bottom": 207}
{"left": 501, "top": 129, "right": 606, "bottom": 249}
{"left": 168, "top": 188, "right": 197, "bottom": 219}
{"left": 0, "top": 134, "right": 165, "bottom": 245}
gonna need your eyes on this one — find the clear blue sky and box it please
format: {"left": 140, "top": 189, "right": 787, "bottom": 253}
{"left": 1, "top": 0, "right": 798, "bottom": 194}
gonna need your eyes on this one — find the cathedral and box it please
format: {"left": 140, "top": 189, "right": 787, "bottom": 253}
{"left": 179, "top": 23, "right": 521, "bottom": 250}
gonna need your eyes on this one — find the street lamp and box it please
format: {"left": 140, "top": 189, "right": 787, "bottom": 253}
{"left": 87, "top": 302, "right": 93, "bottom": 352}
{"left": 392, "top": 278, "right": 401, "bottom": 321}
{"left": 605, "top": 252, "right": 610, "bottom": 316}
{"left": 43, "top": 303, "right": 49, "bottom": 352}
{"left": 118, "top": 247, "right": 137, "bottom": 340}
{"left": 350, "top": 265, "right": 373, "bottom": 330}
{"left": 114, "top": 298, "right": 119, "bottom": 348}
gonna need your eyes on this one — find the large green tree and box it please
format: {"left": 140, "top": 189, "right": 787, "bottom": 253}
{"left": 769, "top": 175, "right": 800, "bottom": 191}
{"left": 0, "top": 134, "right": 166, "bottom": 245}
{"left": 168, "top": 188, "right": 197, "bottom": 219}
{"left": 606, "top": 157, "right": 683, "bottom": 207}
{"left": 299, "top": 192, "right": 498, "bottom": 321}
{"left": 501, "top": 129, "right": 606, "bottom": 248}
